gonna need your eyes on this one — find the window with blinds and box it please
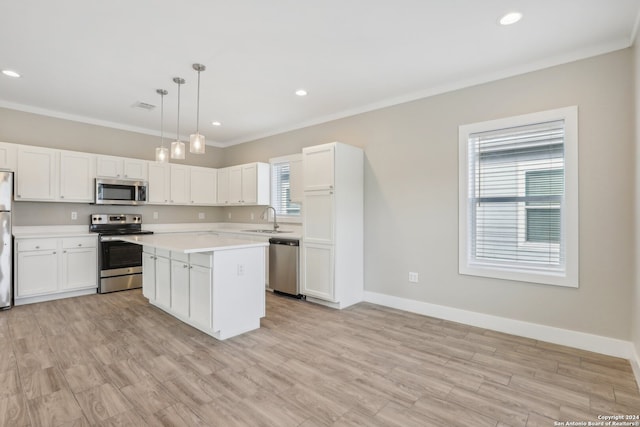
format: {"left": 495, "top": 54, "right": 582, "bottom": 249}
{"left": 459, "top": 107, "right": 579, "bottom": 287}
{"left": 271, "top": 161, "right": 301, "bottom": 218}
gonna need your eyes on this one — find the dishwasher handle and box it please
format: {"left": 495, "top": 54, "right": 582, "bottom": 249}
{"left": 268, "top": 238, "right": 300, "bottom": 246}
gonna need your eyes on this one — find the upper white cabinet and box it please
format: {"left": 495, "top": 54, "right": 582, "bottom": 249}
{"left": 0, "top": 142, "right": 17, "bottom": 171}
{"left": 59, "top": 151, "right": 95, "bottom": 202}
{"left": 96, "top": 155, "right": 147, "bottom": 180}
{"left": 147, "top": 162, "right": 170, "bottom": 204}
{"left": 169, "top": 164, "right": 190, "bottom": 205}
{"left": 16, "top": 146, "right": 57, "bottom": 201}
{"left": 189, "top": 166, "right": 217, "bottom": 205}
{"left": 218, "top": 162, "right": 269, "bottom": 205}
{"left": 303, "top": 144, "right": 335, "bottom": 191}
{"left": 217, "top": 168, "right": 230, "bottom": 204}
{"left": 16, "top": 146, "right": 95, "bottom": 203}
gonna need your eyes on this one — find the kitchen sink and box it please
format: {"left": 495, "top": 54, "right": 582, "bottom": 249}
{"left": 242, "top": 229, "right": 293, "bottom": 234}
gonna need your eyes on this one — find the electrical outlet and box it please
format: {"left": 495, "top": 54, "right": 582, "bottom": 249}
{"left": 198, "top": 212, "right": 205, "bottom": 220}
{"left": 71, "top": 211, "right": 77, "bottom": 220}
{"left": 409, "top": 272, "right": 419, "bottom": 283}
{"left": 237, "top": 264, "right": 244, "bottom": 276}
{"left": 228, "top": 212, "right": 232, "bottom": 219}
{"left": 153, "top": 211, "right": 159, "bottom": 220}
{"left": 250, "top": 212, "right": 254, "bottom": 220}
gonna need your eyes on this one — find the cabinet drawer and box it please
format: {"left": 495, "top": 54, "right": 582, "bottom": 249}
{"left": 62, "top": 236, "right": 96, "bottom": 249}
{"left": 17, "top": 239, "right": 57, "bottom": 252}
{"left": 156, "top": 248, "right": 170, "bottom": 258}
{"left": 171, "top": 251, "right": 189, "bottom": 263}
{"left": 190, "top": 253, "right": 212, "bottom": 268}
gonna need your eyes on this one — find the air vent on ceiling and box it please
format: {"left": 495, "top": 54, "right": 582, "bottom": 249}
{"left": 132, "top": 101, "right": 156, "bottom": 111}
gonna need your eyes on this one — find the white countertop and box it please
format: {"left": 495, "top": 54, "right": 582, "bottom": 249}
{"left": 13, "top": 225, "right": 96, "bottom": 239}
{"left": 118, "top": 232, "right": 269, "bottom": 254}
{"left": 12, "top": 222, "right": 302, "bottom": 240}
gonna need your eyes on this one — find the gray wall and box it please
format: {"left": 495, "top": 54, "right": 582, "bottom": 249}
{"left": 224, "top": 49, "right": 635, "bottom": 340}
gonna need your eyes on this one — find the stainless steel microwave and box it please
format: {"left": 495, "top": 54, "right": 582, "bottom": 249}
{"left": 95, "top": 178, "right": 147, "bottom": 205}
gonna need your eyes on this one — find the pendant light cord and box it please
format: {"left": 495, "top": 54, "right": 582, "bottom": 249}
{"left": 176, "top": 81, "right": 181, "bottom": 140}
{"left": 160, "top": 92, "right": 164, "bottom": 148}
{"left": 196, "top": 69, "right": 200, "bottom": 134}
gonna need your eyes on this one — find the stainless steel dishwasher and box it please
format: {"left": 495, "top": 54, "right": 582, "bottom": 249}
{"left": 269, "top": 237, "right": 300, "bottom": 297}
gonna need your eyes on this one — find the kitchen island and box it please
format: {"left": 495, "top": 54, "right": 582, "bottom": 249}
{"left": 120, "top": 232, "right": 268, "bottom": 340}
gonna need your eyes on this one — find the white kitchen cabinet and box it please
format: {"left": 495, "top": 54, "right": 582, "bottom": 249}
{"left": 142, "top": 247, "right": 156, "bottom": 300}
{"left": 17, "top": 147, "right": 95, "bottom": 203}
{"left": 301, "top": 243, "right": 334, "bottom": 301}
{"left": 155, "top": 252, "right": 171, "bottom": 309}
{"left": 0, "top": 142, "right": 17, "bottom": 171}
{"left": 303, "top": 190, "right": 334, "bottom": 244}
{"left": 171, "top": 258, "right": 190, "bottom": 318}
{"left": 97, "top": 155, "right": 147, "bottom": 180}
{"left": 61, "top": 237, "right": 97, "bottom": 290}
{"left": 220, "top": 162, "right": 270, "bottom": 205}
{"left": 303, "top": 144, "right": 335, "bottom": 191}
{"left": 16, "top": 243, "right": 58, "bottom": 297}
{"left": 147, "top": 162, "right": 170, "bottom": 204}
{"left": 16, "top": 146, "right": 57, "bottom": 201}
{"left": 15, "top": 235, "right": 98, "bottom": 304}
{"left": 228, "top": 166, "right": 243, "bottom": 204}
{"left": 170, "top": 164, "right": 190, "bottom": 204}
{"left": 190, "top": 166, "right": 217, "bottom": 205}
{"left": 189, "top": 263, "right": 212, "bottom": 330}
{"left": 288, "top": 154, "right": 303, "bottom": 203}
{"left": 59, "top": 151, "right": 95, "bottom": 202}
{"left": 217, "top": 168, "right": 230, "bottom": 204}
{"left": 301, "top": 142, "right": 363, "bottom": 309}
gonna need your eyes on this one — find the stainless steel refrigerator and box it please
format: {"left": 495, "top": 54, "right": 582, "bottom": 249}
{"left": 0, "top": 172, "right": 12, "bottom": 309}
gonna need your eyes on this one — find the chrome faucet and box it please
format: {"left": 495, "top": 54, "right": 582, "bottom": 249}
{"left": 262, "top": 206, "right": 279, "bottom": 231}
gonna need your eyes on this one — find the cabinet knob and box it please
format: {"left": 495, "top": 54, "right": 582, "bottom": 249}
{"left": 189, "top": 266, "right": 193, "bottom": 269}
{"left": 124, "top": 174, "right": 128, "bottom": 178}
{"left": 53, "top": 251, "right": 56, "bottom": 254}
{"left": 77, "top": 243, "right": 82, "bottom": 247}
{"left": 63, "top": 250, "right": 67, "bottom": 253}
{"left": 170, "top": 200, "right": 174, "bottom": 203}
{"left": 35, "top": 246, "right": 40, "bottom": 249}
{"left": 16, "top": 195, "right": 21, "bottom": 198}
{"left": 60, "top": 195, "right": 64, "bottom": 199}
{"left": 183, "top": 264, "right": 188, "bottom": 268}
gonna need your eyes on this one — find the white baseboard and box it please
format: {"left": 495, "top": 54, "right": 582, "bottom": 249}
{"left": 363, "top": 291, "right": 635, "bottom": 361}
{"left": 631, "top": 345, "right": 640, "bottom": 392}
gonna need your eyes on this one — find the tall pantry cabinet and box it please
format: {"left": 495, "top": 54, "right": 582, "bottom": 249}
{"left": 302, "top": 142, "right": 363, "bottom": 309}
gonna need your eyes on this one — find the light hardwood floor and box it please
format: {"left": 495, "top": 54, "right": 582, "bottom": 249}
{"left": 0, "top": 290, "right": 638, "bottom": 426}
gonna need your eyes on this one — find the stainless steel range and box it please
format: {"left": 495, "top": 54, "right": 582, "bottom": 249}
{"left": 90, "top": 214, "right": 153, "bottom": 293}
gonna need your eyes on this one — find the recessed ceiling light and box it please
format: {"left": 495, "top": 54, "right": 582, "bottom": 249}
{"left": 2, "top": 69, "right": 21, "bottom": 78}
{"left": 499, "top": 12, "right": 522, "bottom": 26}
{"left": 211, "top": 121, "right": 222, "bottom": 126}
{"left": 295, "top": 89, "right": 307, "bottom": 97}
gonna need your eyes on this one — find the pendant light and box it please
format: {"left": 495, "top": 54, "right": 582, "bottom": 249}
{"left": 155, "top": 89, "right": 169, "bottom": 163}
{"left": 190, "top": 63, "right": 206, "bottom": 154}
{"left": 170, "top": 77, "right": 186, "bottom": 159}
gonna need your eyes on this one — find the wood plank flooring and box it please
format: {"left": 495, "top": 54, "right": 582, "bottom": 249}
{"left": 0, "top": 290, "right": 638, "bottom": 426}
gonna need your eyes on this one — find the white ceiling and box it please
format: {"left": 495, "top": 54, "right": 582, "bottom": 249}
{"left": 1, "top": 0, "right": 639, "bottom": 147}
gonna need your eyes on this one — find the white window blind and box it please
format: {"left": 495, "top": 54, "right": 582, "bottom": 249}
{"left": 271, "top": 161, "right": 300, "bottom": 217}
{"left": 459, "top": 106, "right": 579, "bottom": 287}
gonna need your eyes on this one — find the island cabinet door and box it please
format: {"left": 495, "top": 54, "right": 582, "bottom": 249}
{"left": 155, "top": 256, "right": 171, "bottom": 309}
{"left": 142, "top": 250, "right": 156, "bottom": 300}
{"left": 170, "top": 259, "right": 190, "bottom": 319}
{"left": 189, "top": 264, "right": 212, "bottom": 329}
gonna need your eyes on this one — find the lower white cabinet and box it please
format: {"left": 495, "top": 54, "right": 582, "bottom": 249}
{"left": 170, "top": 257, "right": 191, "bottom": 318}
{"left": 155, "top": 251, "right": 172, "bottom": 309}
{"left": 301, "top": 243, "right": 335, "bottom": 301}
{"left": 15, "top": 236, "right": 97, "bottom": 305}
{"left": 142, "top": 247, "right": 156, "bottom": 300}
